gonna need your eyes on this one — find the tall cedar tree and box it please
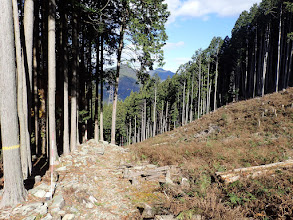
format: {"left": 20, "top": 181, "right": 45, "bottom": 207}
{"left": 0, "top": 0, "right": 27, "bottom": 207}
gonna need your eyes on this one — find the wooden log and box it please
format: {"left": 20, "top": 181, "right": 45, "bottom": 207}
{"left": 216, "top": 159, "right": 293, "bottom": 183}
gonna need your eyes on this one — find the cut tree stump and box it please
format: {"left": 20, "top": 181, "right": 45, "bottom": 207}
{"left": 216, "top": 159, "right": 293, "bottom": 183}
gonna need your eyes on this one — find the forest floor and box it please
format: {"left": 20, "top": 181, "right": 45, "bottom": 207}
{"left": 0, "top": 141, "right": 170, "bottom": 220}
{"left": 0, "top": 88, "right": 292, "bottom": 220}
{"left": 129, "top": 87, "right": 293, "bottom": 219}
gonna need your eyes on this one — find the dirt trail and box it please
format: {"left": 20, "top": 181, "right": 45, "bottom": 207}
{"left": 55, "top": 141, "right": 137, "bottom": 219}
{"left": 0, "top": 141, "right": 148, "bottom": 219}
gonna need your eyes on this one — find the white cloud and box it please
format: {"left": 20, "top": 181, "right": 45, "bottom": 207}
{"left": 173, "top": 57, "right": 190, "bottom": 63}
{"left": 164, "top": 41, "right": 185, "bottom": 50}
{"left": 164, "top": 0, "right": 262, "bottom": 23}
{"left": 163, "top": 57, "right": 191, "bottom": 72}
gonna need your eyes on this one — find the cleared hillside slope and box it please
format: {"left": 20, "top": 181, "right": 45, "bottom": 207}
{"left": 130, "top": 88, "right": 293, "bottom": 219}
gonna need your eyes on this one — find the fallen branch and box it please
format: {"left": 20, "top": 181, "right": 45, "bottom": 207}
{"left": 216, "top": 159, "right": 293, "bottom": 183}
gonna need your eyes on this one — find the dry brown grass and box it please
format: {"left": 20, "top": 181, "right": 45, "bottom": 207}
{"left": 129, "top": 88, "right": 293, "bottom": 219}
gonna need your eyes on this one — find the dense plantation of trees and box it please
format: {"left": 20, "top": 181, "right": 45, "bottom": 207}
{"left": 0, "top": 0, "right": 292, "bottom": 207}
{"left": 0, "top": 0, "right": 168, "bottom": 206}
{"left": 102, "top": 0, "right": 293, "bottom": 146}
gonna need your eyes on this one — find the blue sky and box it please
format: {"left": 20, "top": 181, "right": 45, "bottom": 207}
{"left": 161, "top": 0, "right": 262, "bottom": 73}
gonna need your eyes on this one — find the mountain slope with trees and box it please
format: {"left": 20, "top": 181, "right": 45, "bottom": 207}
{"left": 130, "top": 87, "right": 293, "bottom": 219}
{"left": 149, "top": 68, "right": 175, "bottom": 81}
{"left": 0, "top": 0, "right": 292, "bottom": 212}
{"left": 108, "top": 0, "right": 292, "bottom": 146}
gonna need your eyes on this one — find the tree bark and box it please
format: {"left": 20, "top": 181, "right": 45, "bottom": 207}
{"left": 190, "top": 72, "right": 194, "bottom": 121}
{"left": 143, "top": 98, "right": 147, "bottom": 139}
{"left": 165, "top": 101, "right": 169, "bottom": 132}
{"left": 134, "top": 115, "right": 137, "bottom": 143}
{"left": 161, "top": 101, "right": 164, "bottom": 134}
{"left": 276, "top": 6, "right": 282, "bottom": 92}
{"left": 253, "top": 26, "right": 258, "bottom": 98}
{"left": 12, "top": 0, "right": 29, "bottom": 179}
{"left": 94, "top": 37, "right": 100, "bottom": 141}
{"left": 245, "top": 39, "right": 249, "bottom": 98}
{"left": 185, "top": 86, "right": 189, "bottom": 124}
{"left": 206, "top": 62, "right": 210, "bottom": 113}
{"left": 70, "top": 15, "right": 78, "bottom": 151}
{"left": 48, "top": 0, "right": 59, "bottom": 163}
{"left": 0, "top": 0, "right": 27, "bottom": 206}
{"left": 198, "top": 55, "right": 202, "bottom": 118}
{"left": 129, "top": 119, "right": 132, "bottom": 144}
{"left": 182, "top": 80, "right": 186, "bottom": 124}
{"left": 24, "top": 0, "right": 34, "bottom": 93}
{"left": 262, "top": 23, "right": 270, "bottom": 97}
{"left": 100, "top": 34, "right": 104, "bottom": 141}
{"left": 214, "top": 50, "right": 219, "bottom": 111}
{"left": 153, "top": 86, "right": 157, "bottom": 137}
{"left": 61, "top": 2, "right": 70, "bottom": 155}
{"left": 286, "top": 41, "right": 293, "bottom": 87}
{"left": 111, "top": 20, "right": 125, "bottom": 145}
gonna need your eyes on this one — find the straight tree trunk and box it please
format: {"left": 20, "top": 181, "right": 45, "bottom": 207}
{"left": 70, "top": 15, "right": 78, "bottom": 151}
{"left": 206, "top": 62, "right": 210, "bottom": 113}
{"left": 144, "top": 99, "right": 146, "bottom": 139}
{"left": 182, "top": 80, "right": 186, "bottom": 125}
{"left": 283, "top": 32, "right": 291, "bottom": 89}
{"left": 12, "top": 0, "right": 29, "bottom": 179}
{"left": 262, "top": 23, "right": 270, "bottom": 97}
{"left": 253, "top": 26, "right": 258, "bottom": 98}
{"left": 153, "top": 86, "right": 157, "bottom": 137}
{"left": 214, "top": 50, "right": 219, "bottom": 110}
{"left": 141, "top": 107, "right": 144, "bottom": 140}
{"left": 161, "top": 101, "right": 164, "bottom": 134}
{"left": 198, "top": 55, "right": 202, "bottom": 118}
{"left": 134, "top": 115, "right": 137, "bottom": 143}
{"left": 190, "top": 72, "right": 194, "bottom": 121}
{"left": 33, "top": 39, "right": 38, "bottom": 155}
{"left": 129, "top": 119, "right": 132, "bottom": 144}
{"left": 137, "top": 127, "right": 140, "bottom": 143}
{"left": 22, "top": 53, "right": 32, "bottom": 176}
{"left": 24, "top": 0, "right": 34, "bottom": 141}
{"left": 283, "top": 14, "right": 292, "bottom": 89}
{"left": 111, "top": 20, "right": 125, "bottom": 145}
{"left": 48, "top": 0, "right": 59, "bottom": 163}
{"left": 62, "top": 3, "right": 70, "bottom": 155}
{"left": 276, "top": 6, "right": 282, "bottom": 92}
{"left": 24, "top": 0, "right": 34, "bottom": 93}
{"left": 33, "top": 0, "right": 39, "bottom": 155}
{"left": 94, "top": 37, "right": 100, "bottom": 141}
{"left": 208, "top": 78, "right": 212, "bottom": 111}
{"left": 165, "top": 101, "right": 169, "bottom": 132}
{"left": 185, "top": 87, "right": 189, "bottom": 124}
{"left": 0, "top": 0, "right": 27, "bottom": 206}
{"left": 286, "top": 41, "right": 293, "bottom": 86}
{"left": 245, "top": 39, "right": 249, "bottom": 98}
{"left": 100, "top": 34, "right": 104, "bottom": 141}
{"left": 13, "top": 0, "right": 33, "bottom": 179}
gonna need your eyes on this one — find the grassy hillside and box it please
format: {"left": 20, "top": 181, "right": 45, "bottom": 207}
{"left": 130, "top": 88, "right": 293, "bottom": 219}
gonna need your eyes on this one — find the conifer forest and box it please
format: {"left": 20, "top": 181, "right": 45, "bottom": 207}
{"left": 0, "top": 0, "right": 292, "bottom": 210}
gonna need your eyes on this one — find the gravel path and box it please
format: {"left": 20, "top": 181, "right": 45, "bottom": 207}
{"left": 0, "top": 141, "right": 143, "bottom": 220}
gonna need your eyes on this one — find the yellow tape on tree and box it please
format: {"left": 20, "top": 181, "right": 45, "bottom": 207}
{"left": 2, "top": 145, "right": 20, "bottom": 151}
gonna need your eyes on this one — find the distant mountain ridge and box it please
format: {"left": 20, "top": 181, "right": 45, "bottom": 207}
{"left": 104, "top": 65, "right": 175, "bottom": 102}
{"left": 149, "top": 68, "right": 175, "bottom": 81}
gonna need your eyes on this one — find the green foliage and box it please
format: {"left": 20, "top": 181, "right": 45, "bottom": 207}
{"left": 79, "top": 110, "right": 91, "bottom": 123}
